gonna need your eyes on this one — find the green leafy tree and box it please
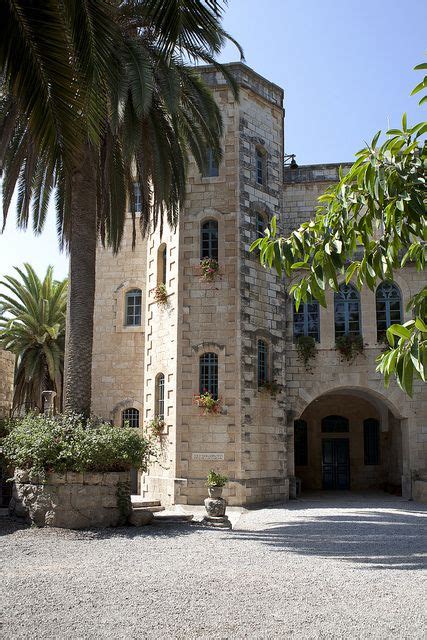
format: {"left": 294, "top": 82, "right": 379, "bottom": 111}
{"left": 0, "top": 264, "right": 67, "bottom": 412}
{"left": 1, "top": 1, "right": 241, "bottom": 415}
{"left": 252, "top": 63, "right": 426, "bottom": 396}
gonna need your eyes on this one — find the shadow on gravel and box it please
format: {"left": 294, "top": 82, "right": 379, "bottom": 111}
{"left": 0, "top": 516, "right": 198, "bottom": 540}
{"left": 234, "top": 506, "right": 427, "bottom": 570}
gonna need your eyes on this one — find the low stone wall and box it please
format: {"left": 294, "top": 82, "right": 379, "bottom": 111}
{"left": 413, "top": 478, "right": 427, "bottom": 504}
{"left": 9, "top": 470, "right": 131, "bottom": 529}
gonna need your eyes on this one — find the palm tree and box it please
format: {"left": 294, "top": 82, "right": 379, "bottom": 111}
{"left": 1, "top": 1, "right": 241, "bottom": 416}
{"left": 0, "top": 264, "right": 67, "bottom": 413}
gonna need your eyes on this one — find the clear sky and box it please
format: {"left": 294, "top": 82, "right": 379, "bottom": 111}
{"left": 0, "top": 0, "right": 425, "bottom": 282}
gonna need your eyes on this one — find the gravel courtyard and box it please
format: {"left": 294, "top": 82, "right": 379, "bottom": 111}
{"left": 1, "top": 493, "right": 426, "bottom": 639}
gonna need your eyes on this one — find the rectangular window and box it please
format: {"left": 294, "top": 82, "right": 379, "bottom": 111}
{"left": 293, "top": 300, "right": 320, "bottom": 342}
{"left": 294, "top": 419, "right": 308, "bottom": 466}
{"left": 133, "top": 184, "right": 142, "bottom": 212}
{"left": 199, "top": 353, "right": 218, "bottom": 399}
{"left": 256, "top": 149, "right": 264, "bottom": 185}
{"left": 257, "top": 340, "right": 268, "bottom": 386}
{"left": 126, "top": 289, "right": 142, "bottom": 326}
{"left": 364, "top": 419, "right": 380, "bottom": 465}
{"left": 157, "top": 375, "right": 165, "bottom": 421}
{"left": 203, "top": 148, "right": 219, "bottom": 177}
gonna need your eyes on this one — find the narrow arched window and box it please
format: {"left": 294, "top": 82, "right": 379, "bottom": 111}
{"left": 133, "top": 183, "right": 142, "bottom": 213}
{"left": 199, "top": 352, "right": 218, "bottom": 399}
{"left": 334, "top": 283, "right": 361, "bottom": 338}
{"left": 125, "top": 289, "right": 142, "bottom": 326}
{"left": 257, "top": 339, "right": 268, "bottom": 386}
{"left": 256, "top": 148, "right": 266, "bottom": 186}
{"left": 376, "top": 282, "right": 402, "bottom": 341}
{"left": 122, "top": 408, "right": 139, "bottom": 428}
{"left": 255, "top": 212, "right": 265, "bottom": 238}
{"left": 321, "top": 415, "right": 349, "bottom": 433}
{"left": 157, "top": 244, "right": 167, "bottom": 285}
{"left": 293, "top": 298, "right": 320, "bottom": 342}
{"left": 364, "top": 418, "right": 380, "bottom": 465}
{"left": 294, "top": 419, "right": 308, "bottom": 466}
{"left": 155, "top": 373, "right": 165, "bottom": 420}
{"left": 201, "top": 220, "right": 218, "bottom": 260}
{"left": 202, "top": 148, "right": 219, "bottom": 177}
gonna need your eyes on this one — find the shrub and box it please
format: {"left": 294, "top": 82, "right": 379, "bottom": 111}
{"left": 206, "top": 470, "right": 228, "bottom": 487}
{"left": 296, "top": 335, "right": 317, "bottom": 370}
{"left": 1, "top": 413, "right": 152, "bottom": 476}
{"left": 335, "top": 334, "right": 364, "bottom": 363}
{"left": 154, "top": 284, "right": 168, "bottom": 306}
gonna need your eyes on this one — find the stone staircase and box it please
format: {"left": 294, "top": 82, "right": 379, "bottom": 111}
{"left": 130, "top": 496, "right": 193, "bottom": 526}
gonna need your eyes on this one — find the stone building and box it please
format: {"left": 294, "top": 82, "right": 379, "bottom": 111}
{"left": 91, "top": 63, "right": 427, "bottom": 506}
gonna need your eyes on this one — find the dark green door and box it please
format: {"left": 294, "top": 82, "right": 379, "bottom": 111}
{"left": 322, "top": 439, "right": 350, "bottom": 489}
{"left": 130, "top": 468, "right": 138, "bottom": 494}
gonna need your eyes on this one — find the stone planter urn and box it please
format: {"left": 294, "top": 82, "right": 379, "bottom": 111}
{"left": 208, "top": 486, "right": 223, "bottom": 499}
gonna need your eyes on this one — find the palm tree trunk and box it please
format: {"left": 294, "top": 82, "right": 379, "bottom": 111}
{"left": 64, "top": 145, "right": 97, "bottom": 416}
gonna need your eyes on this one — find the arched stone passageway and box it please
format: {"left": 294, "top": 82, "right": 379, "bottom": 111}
{"left": 294, "top": 388, "right": 403, "bottom": 494}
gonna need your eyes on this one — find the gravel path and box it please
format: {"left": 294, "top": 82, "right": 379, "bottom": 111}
{"left": 1, "top": 493, "right": 426, "bottom": 639}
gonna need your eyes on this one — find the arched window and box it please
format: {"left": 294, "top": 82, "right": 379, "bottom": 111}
{"left": 125, "top": 289, "right": 142, "bottom": 326}
{"left": 293, "top": 299, "right": 320, "bottom": 342}
{"left": 364, "top": 418, "right": 380, "bottom": 465}
{"left": 256, "top": 148, "right": 266, "bottom": 186}
{"left": 122, "top": 408, "right": 139, "bottom": 428}
{"left": 257, "top": 339, "right": 268, "bottom": 386}
{"left": 155, "top": 373, "right": 165, "bottom": 420}
{"left": 200, "top": 220, "right": 218, "bottom": 260}
{"left": 133, "top": 183, "right": 142, "bottom": 213}
{"left": 334, "top": 283, "right": 361, "bottom": 338}
{"left": 294, "top": 419, "right": 308, "bottom": 466}
{"left": 157, "top": 244, "right": 167, "bottom": 285}
{"left": 199, "top": 352, "right": 218, "bottom": 399}
{"left": 376, "top": 282, "right": 402, "bottom": 340}
{"left": 255, "top": 212, "right": 265, "bottom": 238}
{"left": 321, "top": 415, "right": 349, "bottom": 433}
{"left": 202, "top": 148, "right": 219, "bottom": 177}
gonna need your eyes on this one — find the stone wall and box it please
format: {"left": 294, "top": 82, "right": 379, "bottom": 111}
{"left": 10, "top": 470, "right": 131, "bottom": 529}
{"left": 0, "top": 349, "right": 14, "bottom": 418}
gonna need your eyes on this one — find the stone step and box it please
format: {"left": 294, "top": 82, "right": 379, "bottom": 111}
{"left": 133, "top": 505, "right": 165, "bottom": 513}
{"left": 131, "top": 498, "right": 161, "bottom": 508}
{"left": 153, "top": 513, "right": 194, "bottom": 523}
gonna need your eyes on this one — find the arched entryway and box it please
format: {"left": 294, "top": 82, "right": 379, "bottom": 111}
{"left": 294, "top": 388, "right": 403, "bottom": 494}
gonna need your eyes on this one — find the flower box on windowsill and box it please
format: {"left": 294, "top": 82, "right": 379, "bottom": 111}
{"left": 335, "top": 334, "right": 364, "bottom": 363}
{"left": 193, "top": 392, "right": 222, "bottom": 416}
{"left": 197, "top": 258, "right": 222, "bottom": 284}
{"left": 258, "top": 380, "right": 280, "bottom": 397}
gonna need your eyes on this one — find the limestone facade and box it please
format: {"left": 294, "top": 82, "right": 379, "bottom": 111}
{"left": 91, "top": 63, "right": 427, "bottom": 505}
{"left": 0, "top": 349, "right": 14, "bottom": 418}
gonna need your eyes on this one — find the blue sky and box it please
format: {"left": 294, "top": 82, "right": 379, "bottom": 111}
{"left": 0, "top": 0, "right": 425, "bottom": 282}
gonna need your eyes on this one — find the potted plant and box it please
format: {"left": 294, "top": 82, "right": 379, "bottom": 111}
{"left": 335, "top": 334, "right": 364, "bottom": 363}
{"left": 295, "top": 335, "right": 317, "bottom": 370}
{"left": 205, "top": 469, "right": 228, "bottom": 498}
{"left": 259, "top": 380, "right": 280, "bottom": 397}
{"left": 198, "top": 257, "right": 222, "bottom": 283}
{"left": 154, "top": 283, "right": 168, "bottom": 306}
{"left": 192, "top": 391, "right": 222, "bottom": 415}
{"left": 146, "top": 416, "right": 165, "bottom": 439}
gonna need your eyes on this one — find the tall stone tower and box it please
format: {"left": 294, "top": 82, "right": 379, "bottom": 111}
{"left": 92, "top": 63, "right": 289, "bottom": 505}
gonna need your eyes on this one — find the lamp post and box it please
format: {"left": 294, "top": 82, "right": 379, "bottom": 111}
{"left": 284, "top": 153, "right": 298, "bottom": 169}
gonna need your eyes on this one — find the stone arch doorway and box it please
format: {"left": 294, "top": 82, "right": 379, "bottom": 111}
{"left": 293, "top": 388, "right": 403, "bottom": 494}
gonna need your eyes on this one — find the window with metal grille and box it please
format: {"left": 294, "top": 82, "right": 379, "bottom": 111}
{"left": 321, "top": 415, "right": 349, "bottom": 433}
{"left": 334, "top": 283, "right": 361, "bottom": 338}
{"left": 256, "top": 148, "right": 265, "bottom": 185}
{"left": 294, "top": 419, "right": 308, "bottom": 466}
{"left": 156, "top": 373, "right": 165, "bottom": 420}
{"left": 200, "top": 220, "right": 218, "bottom": 260}
{"left": 364, "top": 418, "right": 380, "bottom": 465}
{"left": 293, "top": 299, "right": 320, "bottom": 342}
{"left": 202, "top": 148, "right": 219, "bottom": 177}
{"left": 199, "top": 352, "right": 218, "bottom": 399}
{"left": 133, "top": 183, "right": 142, "bottom": 212}
{"left": 376, "top": 282, "right": 402, "bottom": 341}
{"left": 257, "top": 339, "right": 268, "bottom": 386}
{"left": 256, "top": 212, "right": 265, "bottom": 238}
{"left": 122, "top": 408, "right": 139, "bottom": 428}
{"left": 125, "top": 289, "right": 142, "bottom": 326}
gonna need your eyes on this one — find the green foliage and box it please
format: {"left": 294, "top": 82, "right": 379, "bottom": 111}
{"left": 259, "top": 380, "right": 280, "bottom": 396}
{"left": 206, "top": 469, "right": 228, "bottom": 487}
{"left": 1, "top": 413, "right": 152, "bottom": 476}
{"left": 154, "top": 283, "right": 168, "bottom": 306}
{"left": 251, "top": 62, "right": 426, "bottom": 395}
{"left": 296, "top": 335, "right": 317, "bottom": 370}
{"left": 199, "top": 257, "right": 222, "bottom": 282}
{"left": 335, "top": 334, "right": 364, "bottom": 364}
{"left": 0, "top": 264, "right": 67, "bottom": 412}
{"left": 146, "top": 416, "right": 166, "bottom": 438}
{"left": 192, "top": 391, "right": 222, "bottom": 415}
